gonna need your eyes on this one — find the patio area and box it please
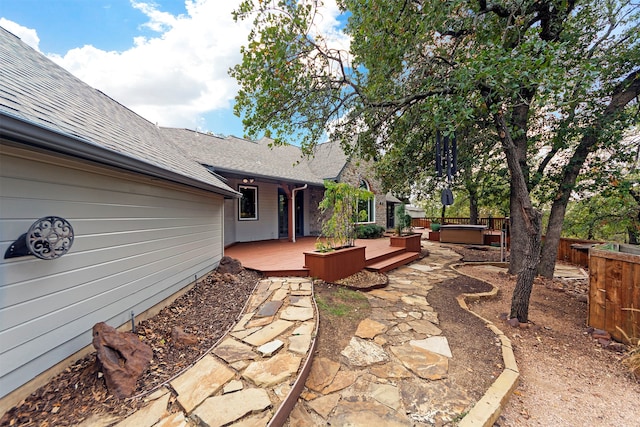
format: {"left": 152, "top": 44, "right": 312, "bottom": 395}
{"left": 224, "top": 236, "right": 421, "bottom": 277}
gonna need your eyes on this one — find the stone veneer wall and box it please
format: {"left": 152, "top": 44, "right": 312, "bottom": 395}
{"left": 338, "top": 160, "right": 386, "bottom": 229}
{"left": 307, "top": 186, "right": 325, "bottom": 235}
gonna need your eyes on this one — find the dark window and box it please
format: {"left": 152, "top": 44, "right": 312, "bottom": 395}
{"left": 239, "top": 185, "right": 258, "bottom": 220}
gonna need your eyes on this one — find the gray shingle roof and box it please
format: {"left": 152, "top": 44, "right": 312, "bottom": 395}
{"left": 307, "top": 140, "right": 350, "bottom": 180}
{"left": 163, "top": 128, "right": 350, "bottom": 185}
{"left": 0, "top": 27, "right": 236, "bottom": 196}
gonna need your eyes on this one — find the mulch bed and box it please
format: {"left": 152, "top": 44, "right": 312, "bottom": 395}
{"left": 333, "top": 270, "right": 388, "bottom": 290}
{"left": 1, "top": 268, "right": 259, "bottom": 427}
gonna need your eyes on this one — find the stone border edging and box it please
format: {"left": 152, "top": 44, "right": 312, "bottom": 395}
{"left": 450, "top": 263, "right": 520, "bottom": 427}
{"left": 266, "top": 281, "right": 320, "bottom": 427}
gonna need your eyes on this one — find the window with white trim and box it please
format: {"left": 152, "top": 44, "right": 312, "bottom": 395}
{"left": 239, "top": 185, "right": 258, "bottom": 220}
{"left": 357, "top": 179, "right": 375, "bottom": 223}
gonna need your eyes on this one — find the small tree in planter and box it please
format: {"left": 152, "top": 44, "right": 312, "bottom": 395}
{"left": 394, "top": 204, "right": 413, "bottom": 236}
{"left": 317, "top": 181, "right": 373, "bottom": 249}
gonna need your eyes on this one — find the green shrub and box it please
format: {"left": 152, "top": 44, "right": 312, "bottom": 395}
{"left": 394, "top": 204, "right": 413, "bottom": 235}
{"left": 356, "top": 224, "right": 385, "bottom": 239}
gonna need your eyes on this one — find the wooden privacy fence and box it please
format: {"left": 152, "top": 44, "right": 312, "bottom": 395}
{"left": 588, "top": 244, "right": 640, "bottom": 343}
{"left": 553, "top": 237, "right": 604, "bottom": 268}
{"left": 411, "top": 217, "right": 507, "bottom": 230}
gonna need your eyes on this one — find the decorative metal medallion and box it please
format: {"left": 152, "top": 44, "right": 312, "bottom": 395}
{"left": 26, "top": 216, "right": 74, "bottom": 260}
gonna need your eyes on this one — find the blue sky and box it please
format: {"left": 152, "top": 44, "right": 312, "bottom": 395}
{"left": 0, "top": 0, "right": 348, "bottom": 140}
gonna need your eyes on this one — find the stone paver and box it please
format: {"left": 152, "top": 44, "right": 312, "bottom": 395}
{"left": 307, "top": 393, "right": 340, "bottom": 419}
{"left": 411, "top": 336, "right": 453, "bottom": 358}
{"left": 213, "top": 338, "right": 256, "bottom": 363}
{"left": 191, "top": 388, "right": 271, "bottom": 427}
{"left": 355, "top": 318, "right": 388, "bottom": 339}
{"left": 256, "top": 300, "right": 282, "bottom": 317}
{"left": 328, "top": 399, "right": 410, "bottom": 426}
{"left": 170, "top": 355, "right": 235, "bottom": 413}
{"left": 280, "top": 306, "right": 314, "bottom": 321}
{"left": 242, "top": 319, "right": 294, "bottom": 346}
{"left": 340, "top": 336, "right": 389, "bottom": 367}
{"left": 242, "top": 352, "right": 302, "bottom": 387}
{"left": 257, "top": 339, "right": 284, "bottom": 356}
{"left": 322, "top": 370, "right": 357, "bottom": 394}
{"left": 305, "top": 357, "right": 340, "bottom": 392}
{"left": 390, "top": 343, "right": 449, "bottom": 380}
{"left": 114, "top": 391, "right": 169, "bottom": 427}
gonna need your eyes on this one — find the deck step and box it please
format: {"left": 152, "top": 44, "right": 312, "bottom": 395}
{"left": 365, "top": 252, "right": 421, "bottom": 273}
{"left": 366, "top": 246, "right": 407, "bottom": 264}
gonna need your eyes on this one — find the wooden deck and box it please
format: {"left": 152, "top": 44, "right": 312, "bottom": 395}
{"left": 224, "top": 236, "right": 420, "bottom": 277}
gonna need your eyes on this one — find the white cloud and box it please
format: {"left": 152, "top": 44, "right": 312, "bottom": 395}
{"left": 0, "top": 17, "right": 40, "bottom": 51}
{"left": 310, "top": 0, "right": 351, "bottom": 54}
{"left": 131, "top": 1, "right": 179, "bottom": 33}
{"left": 3, "top": 0, "right": 348, "bottom": 132}
{"left": 48, "top": 0, "right": 254, "bottom": 130}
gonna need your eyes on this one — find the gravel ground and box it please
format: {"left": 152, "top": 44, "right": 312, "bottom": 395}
{"left": 459, "top": 264, "right": 640, "bottom": 427}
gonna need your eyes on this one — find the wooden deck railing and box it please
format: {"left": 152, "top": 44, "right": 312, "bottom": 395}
{"left": 411, "top": 217, "right": 507, "bottom": 230}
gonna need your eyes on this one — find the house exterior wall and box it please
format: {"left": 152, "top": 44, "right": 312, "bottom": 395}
{"left": 0, "top": 145, "right": 225, "bottom": 398}
{"left": 338, "top": 160, "right": 386, "bottom": 229}
{"left": 224, "top": 198, "right": 236, "bottom": 246}
{"left": 227, "top": 179, "right": 280, "bottom": 242}
{"left": 222, "top": 179, "right": 327, "bottom": 244}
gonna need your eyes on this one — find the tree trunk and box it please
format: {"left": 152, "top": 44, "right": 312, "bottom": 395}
{"left": 507, "top": 88, "right": 534, "bottom": 275}
{"left": 538, "top": 141, "right": 590, "bottom": 277}
{"left": 629, "top": 189, "right": 640, "bottom": 245}
{"left": 539, "top": 208, "right": 563, "bottom": 277}
{"left": 629, "top": 227, "right": 639, "bottom": 245}
{"left": 539, "top": 70, "right": 640, "bottom": 277}
{"left": 469, "top": 189, "right": 479, "bottom": 225}
{"left": 510, "top": 218, "right": 542, "bottom": 321}
{"left": 508, "top": 188, "right": 527, "bottom": 274}
{"left": 493, "top": 111, "right": 542, "bottom": 322}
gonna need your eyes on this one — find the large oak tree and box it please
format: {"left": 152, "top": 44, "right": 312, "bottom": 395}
{"left": 231, "top": 0, "right": 639, "bottom": 321}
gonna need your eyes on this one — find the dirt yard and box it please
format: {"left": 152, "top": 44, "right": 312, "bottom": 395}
{"left": 449, "top": 257, "right": 639, "bottom": 426}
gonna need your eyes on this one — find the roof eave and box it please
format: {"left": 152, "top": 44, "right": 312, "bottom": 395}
{"left": 0, "top": 113, "right": 241, "bottom": 198}
{"left": 210, "top": 166, "right": 325, "bottom": 187}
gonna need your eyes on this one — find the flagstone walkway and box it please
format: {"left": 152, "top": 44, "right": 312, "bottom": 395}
{"left": 109, "top": 242, "right": 515, "bottom": 426}
{"left": 290, "top": 244, "right": 481, "bottom": 426}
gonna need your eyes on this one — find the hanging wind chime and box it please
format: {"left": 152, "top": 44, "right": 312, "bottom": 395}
{"left": 435, "top": 130, "right": 457, "bottom": 209}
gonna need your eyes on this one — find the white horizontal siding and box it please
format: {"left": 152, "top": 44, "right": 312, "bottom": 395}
{"left": 0, "top": 146, "right": 224, "bottom": 398}
{"left": 232, "top": 180, "right": 279, "bottom": 242}
{"left": 224, "top": 198, "right": 236, "bottom": 246}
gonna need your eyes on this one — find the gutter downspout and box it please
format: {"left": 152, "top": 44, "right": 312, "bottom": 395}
{"left": 291, "top": 184, "right": 308, "bottom": 243}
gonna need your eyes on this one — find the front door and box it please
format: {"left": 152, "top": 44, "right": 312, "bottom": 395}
{"left": 295, "top": 190, "right": 304, "bottom": 236}
{"left": 278, "top": 188, "right": 304, "bottom": 239}
{"left": 278, "top": 189, "right": 288, "bottom": 238}
{"left": 387, "top": 203, "right": 395, "bottom": 229}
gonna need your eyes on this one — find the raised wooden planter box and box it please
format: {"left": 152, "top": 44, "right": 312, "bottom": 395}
{"left": 588, "top": 244, "right": 640, "bottom": 343}
{"left": 304, "top": 246, "right": 366, "bottom": 282}
{"left": 428, "top": 231, "right": 440, "bottom": 241}
{"left": 390, "top": 233, "right": 422, "bottom": 252}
